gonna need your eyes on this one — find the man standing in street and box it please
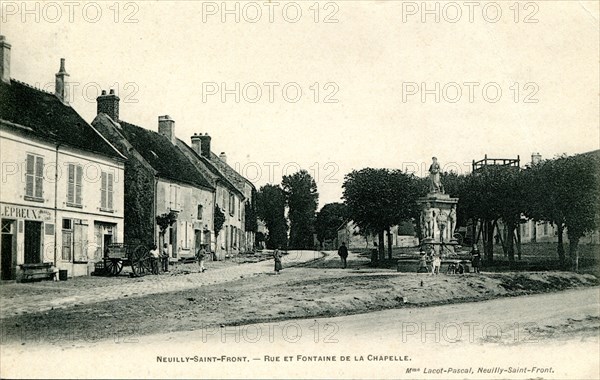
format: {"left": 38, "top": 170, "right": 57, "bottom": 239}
{"left": 196, "top": 244, "right": 207, "bottom": 273}
{"left": 338, "top": 242, "right": 349, "bottom": 269}
{"left": 161, "top": 243, "right": 169, "bottom": 272}
{"left": 471, "top": 245, "right": 481, "bottom": 274}
{"left": 150, "top": 245, "right": 160, "bottom": 275}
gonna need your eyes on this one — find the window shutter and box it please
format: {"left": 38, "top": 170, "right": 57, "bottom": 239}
{"left": 176, "top": 186, "right": 181, "bottom": 210}
{"left": 73, "top": 221, "right": 88, "bottom": 262}
{"left": 75, "top": 165, "right": 83, "bottom": 205}
{"left": 101, "top": 172, "right": 107, "bottom": 209}
{"left": 107, "top": 173, "right": 114, "bottom": 210}
{"left": 26, "top": 155, "right": 34, "bottom": 196}
{"left": 34, "top": 156, "right": 44, "bottom": 198}
{"left": 67, "top": 164, "right": 75, "bottom": 204}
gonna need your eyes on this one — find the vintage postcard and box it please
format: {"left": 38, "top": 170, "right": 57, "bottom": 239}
{"left": 0, "top": 0, "right": 599, "bottom": 379}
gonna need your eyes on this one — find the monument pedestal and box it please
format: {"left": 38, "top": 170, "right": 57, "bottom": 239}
{"left": 418, "top": 192, "right": 459, "bottom": 255}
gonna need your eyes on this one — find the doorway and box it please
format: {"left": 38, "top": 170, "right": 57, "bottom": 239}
{"left": 194, "top": 230, "right": 202, "bottom": 253}
{"left": 24, "top": 221, "right": 42, "bottom": 264}
{"left": 203, "top": 230, "right": 211, "bottom": 252}
{"left": 1, "top": 220, "right": 16, "bottom": 280}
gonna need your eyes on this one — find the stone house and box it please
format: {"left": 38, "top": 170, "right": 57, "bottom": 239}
{"left": 92, "top": 96, "right": 215, "bottom": 261}
{"left": 0, "top": 36, "right": 126, "bottom": 279}
{"left": 179, "top": 133, "right": 256, "bottom": 258}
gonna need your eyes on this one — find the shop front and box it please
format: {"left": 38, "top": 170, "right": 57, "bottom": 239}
{"left": 0, "top": 203, "right": 55, "bottom": 281}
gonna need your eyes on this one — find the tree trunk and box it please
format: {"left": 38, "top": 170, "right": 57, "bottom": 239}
{"left": 495, "top": 221, "right": 507, "bottom": 255}
{"left": 568, "top": 234, "right": 580, "bottom": 272}
{"left": 484, "top": 220, "right": 495, "bottom": 264}
{"left": 516, "top": 225, "right": 522, "bottom": 260}
{"left": 501, "top": 223, "right": 509, "bottom": 257}
{"left": 387, "top": 228, "right": 393, "bottom": 260}
{"left": 556, "top": 224, "right": 565, "bottom": 268}
{"left": 378, "top": 231, "right": 385, "bottom": 261}
{"left": 475, "top": 219, "right": 483, "bottom": 244}
{"left": 506, "top": 222, "right": 515, "bottom": 265}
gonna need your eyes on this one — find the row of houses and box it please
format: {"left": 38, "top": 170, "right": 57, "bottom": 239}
{"left": 0, "top": 36, "right": 256, "bottom": 280}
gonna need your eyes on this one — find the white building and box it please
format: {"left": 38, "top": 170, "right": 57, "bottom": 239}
{"left": 0, "top": 36, "right": 126, "bottom": 280}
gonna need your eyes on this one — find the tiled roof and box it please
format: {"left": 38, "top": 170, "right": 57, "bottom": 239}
{"left": 0, "top": 79, "right": 123, "bottom": 159}
{"left": 118, "top": 121, "right": 213, "bottom": 190}
{"left": 176, "top": 140, "right": 242, "bottom": 196}
{"left": 209, "top": 152, "right": 252, "bottom": 195}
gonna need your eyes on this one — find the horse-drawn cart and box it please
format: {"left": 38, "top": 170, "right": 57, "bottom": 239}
{"left": 95, "top": 243, "right": 153, "bottom": 276}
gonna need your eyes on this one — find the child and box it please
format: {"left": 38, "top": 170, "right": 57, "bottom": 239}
{"left": 432, "top": 254, "right": 441, "bottom": 275}
{"left": 196, "top": 245, "right": 207, "bottom": 273}
{"left": 417, "top": 250, "right": 429, "bottom": 273}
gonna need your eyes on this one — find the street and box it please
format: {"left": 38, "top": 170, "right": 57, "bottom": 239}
{"left": 1, "top": 286, "right": 598, "bottom": 379}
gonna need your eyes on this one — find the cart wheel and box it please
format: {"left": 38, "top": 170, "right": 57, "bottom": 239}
{"left": 112, "top": 259, "right": 123, "bottom": 275}
{"left": 103, "top": 259, "right": 114, "bottom": 276}
{"left": 131, "top": 245, "right": 148, "bottom": 276}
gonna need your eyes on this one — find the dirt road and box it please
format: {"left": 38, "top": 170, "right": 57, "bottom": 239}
{"left": 2, "top": 287, "right": 598, "bottom": 379}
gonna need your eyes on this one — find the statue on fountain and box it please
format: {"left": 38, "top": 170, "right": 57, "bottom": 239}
{"left": 418, "top": 155, "right": 458, "bottom": 253}
{"left": 429, "top": 157, "right": 444, "bottom": 194}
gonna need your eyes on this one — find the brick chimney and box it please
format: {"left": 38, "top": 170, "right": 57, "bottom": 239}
{"left": 0, "top": 36, "right": 11, "bottom": 84}
{"left": 158, "top": 115, "right": 176, "bottom": 144}
{"left": 531, "top": 152, "right": 542, "bottom": 165}
{"left": 97, "top": 89, "right": 120, "bottom": 121}
{"left": 55, "top": 58, "right": 70, "bottom": 104}
{"left": 219, "top": 152, "right": 227, "bottom": 163}
{"left": 191, "top": 133, "right": 212, "bottom": 158}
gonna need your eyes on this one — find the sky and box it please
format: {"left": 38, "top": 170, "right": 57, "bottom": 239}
{"left": 2, "top": 1, "right": 599, "bottom": 207}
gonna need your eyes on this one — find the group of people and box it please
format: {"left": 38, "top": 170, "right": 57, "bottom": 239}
{"left": 417, "top": 245, "right": 481, "bottom": 274}
{"left": 417, "top": 249, "right": 442, "bottom": 274}
{"left": 148, "top": 243, "right": 212, "bottom": 275}
{"left": 149, "top": 244, "right": 170, "bottom": 275}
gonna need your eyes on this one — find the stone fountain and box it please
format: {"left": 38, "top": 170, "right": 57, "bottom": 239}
{"left": 417, "top": 157, "right": 459, "bottom": 255}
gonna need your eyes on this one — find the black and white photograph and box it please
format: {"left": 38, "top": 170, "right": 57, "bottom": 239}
{"left": 0, "top": 1, "right": 599, "bottom": 378}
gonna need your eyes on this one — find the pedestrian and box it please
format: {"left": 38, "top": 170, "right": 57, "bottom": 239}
{"left": 196, "top": 244, "right": 207, "bottom": 273}
{"left": 273, "top": 248, "right": 282, "bottom": 274}
{"left": 149, "top": 244, "right": 160, "bottom": 275}
{"left": 471, "top": 245, "right": 481, "bottom": 273}
{"left": 417, "top": 250, "right": 429, "bottom": 273}
{"left": 338, "top": 242, "right": 349, "bottom": 269}
{"left": 431, "top": 254, "right": 441, "bottom": 275}
{"left": 161, "top": 243, "right": 169, "bottom": 272}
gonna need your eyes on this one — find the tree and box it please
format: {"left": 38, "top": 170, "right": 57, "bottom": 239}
{"left": 255, "top": 184, "right": 288, "bottom": 249}
{"left": 554, "top": 153, "right": 599, "bottom": 271}
{"left": 282, "top": 170, "right": 319, "bottom": 249}
{"left": 461, "top": 166, "right": 527, "bottom": 264}
{"left": 214, "top": 205, "right": 225, "bottom": 239}
{"left": 315, "top": 203, "right": 348, "bottom": 247}
{"left": 523, "top": 157, "right": 568, "bottom": 266}
{"left": 156, "top": 210, "right": 178, "bottom": 246}
{"left": 342, "top": 168, "right": 420, "bottom": 260}
{"left": 244, "top": 200, "right": 258, "bottom": 233}
{"left": 524, "top": 152, "right": 600, "bottom": 271}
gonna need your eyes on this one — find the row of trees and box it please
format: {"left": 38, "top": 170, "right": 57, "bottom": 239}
{"left": 449, "top": 152, "right": 599, "bottom": 270}
{"left": 315, "top": 151, "right": 598, "bottom": 271}
{"left": 255, "top": 170, "right": 319, "bottom": 249}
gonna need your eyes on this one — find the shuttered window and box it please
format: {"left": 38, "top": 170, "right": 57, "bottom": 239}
{"left": 169, "top": 185, "right": 180, "bottom": 211}
{"left": 67, "top": 164, "right": 83, "bottom": 206}
{"left": 25, "top": 154, "right": 44, "bottom": 199}
{"left": 101, "top": 172, "right": 114, "bottom": 210}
